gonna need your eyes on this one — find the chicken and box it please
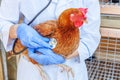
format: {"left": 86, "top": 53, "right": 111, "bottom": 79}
{"left": 13, "top": 8, "right": 87, "bottom": 64}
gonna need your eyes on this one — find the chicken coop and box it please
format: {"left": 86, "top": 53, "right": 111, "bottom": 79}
{"left": 86, "top": 0, "right": 120, "bottom": 80}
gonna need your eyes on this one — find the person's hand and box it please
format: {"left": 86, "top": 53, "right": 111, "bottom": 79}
{"left": 17, "top": 23, "right": 51, "bottom": 48}
{"left": 28, "top": 48, "right": 65, "bottom": 65}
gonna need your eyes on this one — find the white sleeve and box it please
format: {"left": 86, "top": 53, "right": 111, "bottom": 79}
{"left": 78, "top": 0, "right": 101, "bottom": 61}
{"left": 0, "top": 0, "right": 20, "bottom": 51}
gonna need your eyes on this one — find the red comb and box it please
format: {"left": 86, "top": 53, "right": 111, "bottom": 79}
{"left": 78, "top": 8, "right": 88, "bottom": 16}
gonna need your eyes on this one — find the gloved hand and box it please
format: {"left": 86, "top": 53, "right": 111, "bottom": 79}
{"left": 28, "top": 48, "right": 65, "bottom": 65}
{"left": 17, "top": 23, "right": 51, "bottom": 48}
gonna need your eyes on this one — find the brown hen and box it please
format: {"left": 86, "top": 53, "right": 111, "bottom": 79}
{"left": 13, "top": 8, "right": 87, "bottom": 64}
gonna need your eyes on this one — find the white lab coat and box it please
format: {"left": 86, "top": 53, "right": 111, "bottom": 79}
{"left": 0, "top": 0, "right": 101, "bottom": 80}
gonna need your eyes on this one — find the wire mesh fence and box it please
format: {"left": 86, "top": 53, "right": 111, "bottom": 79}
{"left": 86, "top": 28, "right": 120, "bottom": 80}
{"left": 86, "top": 59, "right": 120, "bottom": 80}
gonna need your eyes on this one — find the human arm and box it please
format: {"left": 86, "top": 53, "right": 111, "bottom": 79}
{"left": 0, "top": 0, "right": 65, "bottom": 65}
{"left": 0, "top": 0, "right": 51, "bottom": 51}
{"left": 78, "top": 0, "right": 101, "bottom": 61}
{"left": 16, "top": 23, "right": 51, "bottom": 48}
{"left": 28, "top": 48, "right": 65, "bottom": 65}
{"left": 0, "top": 0, "right": 20, "bottom": 51}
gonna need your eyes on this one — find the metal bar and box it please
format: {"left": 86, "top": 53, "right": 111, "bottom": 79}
{"left": 86, "top": 27, "right": 120, "bottom": 80}
{"left": 0, "top": 40, "right": 8, "bottom": 80}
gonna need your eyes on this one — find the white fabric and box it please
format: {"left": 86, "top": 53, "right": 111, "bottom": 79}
{"left": 17, "top": 55, "right": 88, "bottom": 80}
{"left": 0, "top": 0, "right": 101, "bottom": 80}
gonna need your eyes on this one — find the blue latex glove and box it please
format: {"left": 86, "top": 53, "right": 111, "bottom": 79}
{"left": 17, "top": 23, "right": 51, "bottom": 48}
{"left": 28, "top": 48, "right": 65, "bottom": 65}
